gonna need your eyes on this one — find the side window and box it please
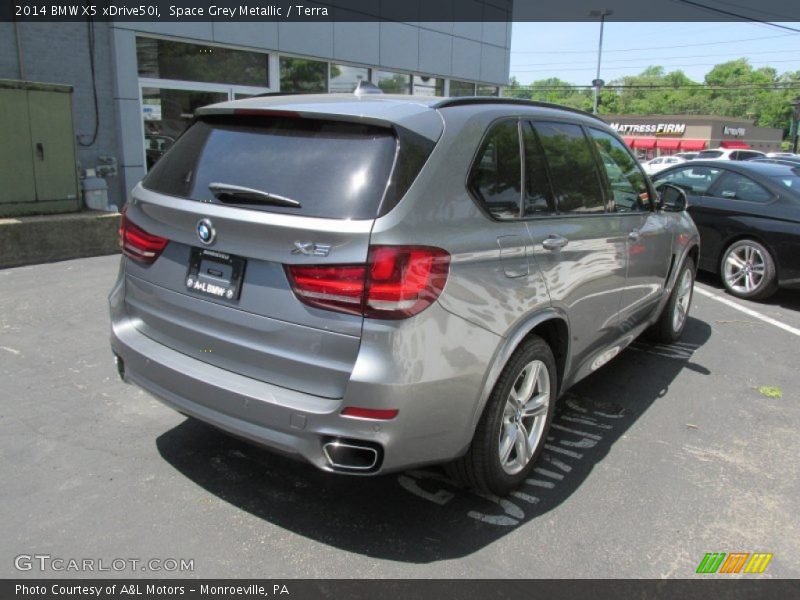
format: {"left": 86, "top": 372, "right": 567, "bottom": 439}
{"left": 533, "top": 121, "right": 605, "bottom": 213}
{"left": 588, "top": 128, "right": 652, "bottom": 212}
{"left": 522, "top": 122, "right": 556, "bottom": 216}
{"left": 730, "top": 151, "right": 740, "bottom": 160}
{"left": 654, "top": 166, "right": 723, "bottom": 195}
{"left": 468, "top": 119, "right": 521, "bottom": 220}
{"left": 710, "top": 172, "right": 773, "bottom": 203}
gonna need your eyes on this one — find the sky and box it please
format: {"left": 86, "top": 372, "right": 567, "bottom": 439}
{"left": 509, "top": 21, "right": 800, "bottom": 86}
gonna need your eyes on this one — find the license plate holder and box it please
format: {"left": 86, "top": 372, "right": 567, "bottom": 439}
{"left": 186, "top": 248, "right": 245, "bottom": 301}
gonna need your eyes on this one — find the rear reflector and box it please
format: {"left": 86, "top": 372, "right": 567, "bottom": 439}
{"left": 286, "top": 245, "right": 450, "bottom": 320}
{"left": 118, "top": 209, "right": 169, "bottom": 264}
{"left": 341, "top": 407, "right": 399, "bottom": 420}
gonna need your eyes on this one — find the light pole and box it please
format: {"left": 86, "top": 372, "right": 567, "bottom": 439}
{"left": 791, "top": 96, "right": 800, "bottom": 154}
{"left": 590, "top": 9, "right": 613, "bottom": 115}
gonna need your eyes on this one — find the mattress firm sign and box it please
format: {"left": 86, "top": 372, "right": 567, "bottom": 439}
{"left": 609, "top": 122, "right": 687, "bottom": 136}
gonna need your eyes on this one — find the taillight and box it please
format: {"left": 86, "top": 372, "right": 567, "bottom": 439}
{"left": 118, "top": 209, "right": 169, "bottom": 264}
{"left": 286, "top": 245, "right": 450, "bottom": 320}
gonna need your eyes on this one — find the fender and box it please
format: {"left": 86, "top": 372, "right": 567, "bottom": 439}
{"left": 467, "top": 307, "right": 571, "bottom": 435}
{"left": 650, "top": 239, "right": 700, "bottom": 327}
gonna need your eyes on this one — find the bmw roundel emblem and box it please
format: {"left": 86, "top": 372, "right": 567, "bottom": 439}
{"left": 196, "top": 218, "right": 216, "bottom": 245}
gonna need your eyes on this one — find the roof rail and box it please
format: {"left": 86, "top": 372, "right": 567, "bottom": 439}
{"left": 433, "top": 97, "right": 606, "bottom": 122}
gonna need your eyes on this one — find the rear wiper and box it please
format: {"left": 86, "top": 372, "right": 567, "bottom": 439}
{"left": 208, "top": 183, "right": 301, "bottom": 208}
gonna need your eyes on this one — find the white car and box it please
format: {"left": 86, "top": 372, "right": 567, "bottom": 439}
{"left": 641, "top": 155, "right": 686, "bottom": 175}
{"left": 695, "top": 148, "right": 765, "bottom": 161}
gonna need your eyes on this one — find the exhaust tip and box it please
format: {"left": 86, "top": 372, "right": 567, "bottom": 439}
{"left": 114, "top": 353, "right": 126, "bottom": 382}
{"left": 323, "top": 439, "right": 381, "bottom": 473}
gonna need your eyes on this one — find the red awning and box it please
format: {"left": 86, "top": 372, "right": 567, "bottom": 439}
{"left": 656, "top": 138, "right": 681, "bottom": 150}
{"left": 720, "top": 140, "right": 750, "bottom": 149}
{"left": 632, "top": 137, "right": 657, "bottom": 149}
{"left": 680, "top": 139, "right": 707, "bottom": 151}
{"left": 622, "top": 136, "right": 635, "bottom": 147}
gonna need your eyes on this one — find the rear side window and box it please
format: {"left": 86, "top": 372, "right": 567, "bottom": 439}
{"left": 588, "top": 128, "right": 652, "bottom": 212}
{"left": 711, "top": 172, "right": 773, "bottom": 203}
{"left": 532, "top": 121, "right": 605, "bottom": 213}
{"left": 697, "top": 150, "right": 723, "bottom": 159}
{"left": 468, "top": 119, "right": 522, "bottom": 220}
{"left": 142, "top": 116, "right": 398, "bottom": 220}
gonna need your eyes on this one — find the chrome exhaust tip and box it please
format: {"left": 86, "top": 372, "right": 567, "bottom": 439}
{"left": 322, "top": 440, "right": 381, "bottom": 472}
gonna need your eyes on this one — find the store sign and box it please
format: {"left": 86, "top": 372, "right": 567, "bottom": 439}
{"left": 723, "top": 126, "right": 746, "bottom": 136}
{"left": 609, "top": 122, "right": 686, "bottom": 136}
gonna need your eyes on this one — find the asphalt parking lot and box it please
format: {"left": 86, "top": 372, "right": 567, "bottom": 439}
{"left": 1, "top": 255, "right": 799, "bottom": 578}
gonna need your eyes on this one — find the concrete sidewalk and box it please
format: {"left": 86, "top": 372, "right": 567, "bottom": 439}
{"left": 0, "top": 210, "right": 120, "bottom": 269}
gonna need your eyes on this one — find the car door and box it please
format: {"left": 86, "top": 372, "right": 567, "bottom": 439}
{"left": 653, "top": 164, "right": 724, "bottom": 271}
{"left": 523, "top": 120, "right": 627, "bottom": 376}
{"left": 588, "top": 127, "right": 673, "bottom": 331}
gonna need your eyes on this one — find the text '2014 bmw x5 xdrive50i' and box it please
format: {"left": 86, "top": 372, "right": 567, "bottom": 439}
{"left": 110, "top": 94, "right": 699, "bottom": 495}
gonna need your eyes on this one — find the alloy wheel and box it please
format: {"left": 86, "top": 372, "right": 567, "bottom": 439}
{"left": 723, "top": 244, "right": 766, "bottom": 295}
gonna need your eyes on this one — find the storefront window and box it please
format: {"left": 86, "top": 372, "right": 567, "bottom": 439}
{"left": 412, "top": 75, "right": 445, "bottom": 97}
{"left": 476, "top": 84, "right": 500, "bottom": 97}
{"left": 136, "top": 38, "right": 268, "bottom": 87}
{"left": 280, "top": 57, "right": 328, "bottom": 93}
{"left": 329, "top": 64, "right": 370, "bottom": 93}
{"left": 375, "top": 70, "right": 411, "bottom": 94}
{"left": 449, "top": 80, "right": 476, "bottom": 97}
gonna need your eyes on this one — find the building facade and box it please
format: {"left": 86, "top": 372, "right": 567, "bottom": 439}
{"left": 606, "top": 114, "right": 783, "bottom": 160}
{"left": 1, "top": 17, "right": 511, "bottom": 213}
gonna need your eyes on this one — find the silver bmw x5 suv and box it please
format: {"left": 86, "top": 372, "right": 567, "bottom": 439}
{"left": 110, "top": 94, "right": 699, "bottom": 495}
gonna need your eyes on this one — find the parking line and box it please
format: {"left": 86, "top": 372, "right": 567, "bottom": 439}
{"left": 695, "top": 286, "right": 800, "bottom": 338}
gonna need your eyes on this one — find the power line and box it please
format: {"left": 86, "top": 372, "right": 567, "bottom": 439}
{"left": 510, "top": 31, "right": 797, "bottom": 54}
{"left": 671, "top": 0, "right": 800, "bottom": 33}
{"left": 512, "top": 48, "right": 800, "bottom": 68}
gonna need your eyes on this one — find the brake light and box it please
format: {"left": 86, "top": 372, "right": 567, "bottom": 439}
{"left": 286, "top": 245, "right": 450, "bottom": 320}
{"left": 118, "top": 209, "right": 169, "bottom": 264}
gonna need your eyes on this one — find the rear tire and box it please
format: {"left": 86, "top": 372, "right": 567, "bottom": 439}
{"left": 446, "top": 336, "right": 557, "bottom": 496}
{"left": 647, "top": 257, "right": 695, "bottom": 343}
{"left": 720, "top": 239, "right": 778, "bottom": 301}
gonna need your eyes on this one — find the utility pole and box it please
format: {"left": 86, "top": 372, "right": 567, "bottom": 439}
{"left": 590, "top": 9, "right": 613, "bottom": 115}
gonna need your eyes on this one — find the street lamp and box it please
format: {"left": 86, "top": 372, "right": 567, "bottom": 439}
{"left": 589, "top": 9, "right": 613, "bottom": 115}
{"left": 791, "top": 96, "right": 800, "bottom": 154}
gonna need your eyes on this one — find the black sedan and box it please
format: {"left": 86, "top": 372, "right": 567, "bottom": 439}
{"left": 653, "top": 161, "right": 800, "bottom": 300}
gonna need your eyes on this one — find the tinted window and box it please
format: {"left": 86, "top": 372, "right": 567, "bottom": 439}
{"left": 533, "top": 122, "right": 604, "bottom": 213}
{"left": 771, "top": 174, "right": 800, "bottom": 190}
{"left": 697, "top": 150, "right": 723, "bottom": 159}
{"left": 589, "top": 128, "right": 651, "bottom": 212}
{"left": 654, "top": 166, "right": 723, "bottom": 194}
{"left": 711, "top": 172, "right": 773, "bottom": 203}
{"left": 468, "top": 120, "right": 521, "bottom": 219}
{"left": 143, "top": 116, "right": 398, "bottom": 220}
{"left": 522, "top": 123, "right": 555, "bottom": 215}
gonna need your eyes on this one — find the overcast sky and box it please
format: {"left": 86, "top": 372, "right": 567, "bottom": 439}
{"left": 509, "top": 21, "right": 800, "bottom": 85}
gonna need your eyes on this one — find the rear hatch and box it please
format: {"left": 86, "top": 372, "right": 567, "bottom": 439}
{"left": 122, "top": 110, "right": 432, "bottom": 399}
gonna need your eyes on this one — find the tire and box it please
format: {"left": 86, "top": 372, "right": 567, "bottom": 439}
{"left": 647, "top": 257, "right": 695, "bottom": 343}
{"left": 445, "top": 335, "right": 557, "bottom": 496}
{"left": 720, "top": 239, "right": 778, "bottom": 301}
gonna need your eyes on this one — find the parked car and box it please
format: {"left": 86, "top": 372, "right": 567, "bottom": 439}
{"left": 766, "top": 152, "right": 798, "bottom": 158}
{"left": 654, "top": 160, "right": 800, "bottom": 300}
{"left": 674, "top": 152, "right": 699, "bottom": 160}
{"left": 695, "top": 148, "right": 765, "bottom": 161}
{"left": 110, "top": 95, "right": 699, "bottom": 495}
{"left": 641, "top": 155, "right": 686, "bottom": 175}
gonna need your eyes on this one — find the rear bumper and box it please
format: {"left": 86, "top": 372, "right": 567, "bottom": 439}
{"left": 109, "top": 275, "right": 501, "bottom": 474}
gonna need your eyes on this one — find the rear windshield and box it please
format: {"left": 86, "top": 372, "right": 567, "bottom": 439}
{"left": 142, "top": 116, "right": 398, "bottom": 220}
{"left": 771, "top": 174, "right": 800, "bottom": 190}
{"left": 697, "top": 150, "right": 723, "bottom": 159}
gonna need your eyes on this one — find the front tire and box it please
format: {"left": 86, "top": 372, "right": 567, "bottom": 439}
{"left": 647, "top": 257, "right": 694, "bottom": 343}
{"left": 720, "top": 239, "right": 778, "bottom": 301}
{"left": 446, "top": 336, "right": 557, "bottom": 496}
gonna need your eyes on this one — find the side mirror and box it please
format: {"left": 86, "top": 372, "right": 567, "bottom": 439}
{"left": 657, "top": 183, "right": 689, "bottom": 212}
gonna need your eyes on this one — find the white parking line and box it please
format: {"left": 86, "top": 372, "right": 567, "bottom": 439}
{"left": 695, "top": 286, "right": 800, "bottom": 338}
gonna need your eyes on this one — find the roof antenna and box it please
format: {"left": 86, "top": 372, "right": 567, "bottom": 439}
{"left": 354, "top": 81, "right": 383, "bottom": 96}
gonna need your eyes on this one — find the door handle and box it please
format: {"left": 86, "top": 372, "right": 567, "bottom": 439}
{"left": 36, "top": 143, "right": 44, "bottom": 161}
{"left": 542, "top": 234, "right": 569, "bottom": 251}
{"left": 628, "top": 229, "right": 641, "bottom": 242}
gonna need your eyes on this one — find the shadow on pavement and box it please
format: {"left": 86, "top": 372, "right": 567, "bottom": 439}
{"left": 156, "top": 316, "right": 712, "bottom": 563}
